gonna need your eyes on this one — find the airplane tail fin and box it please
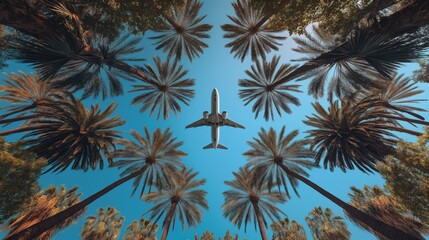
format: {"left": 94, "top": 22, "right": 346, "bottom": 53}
{"left": 203, "top": 143, "right": 228, "bottom": 150}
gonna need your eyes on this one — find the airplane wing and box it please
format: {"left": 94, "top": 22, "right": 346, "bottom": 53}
{"left": 220, "top": 116, "right": 245, "bottom": 129}
{"left": 185, "top": 118, "right": 208, "bottom": 128}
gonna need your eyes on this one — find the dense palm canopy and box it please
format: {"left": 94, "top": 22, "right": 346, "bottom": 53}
{"left": 271, "top": 217, "right": 307, "bottom": 240}
{"left": 4, "top": 186, "right": 85, "bottom": 240}
{"left": 112, "top": 127, "right": 187, "bottom": 197}
{"left": 347, "top": 185, "right": 429, "bottom": 240}
{"left": 305, "top": 207, "right": 351, "bottom": 240}
{"left": 222, "top": 166, "right": 286, "bottom": 236}
{"left": 21, "top": 96, "right": 124, "bottom": 172}
{"left": 221, "top": 0, "right": 286, "bottom": 62}
{"left": 130, "top": 56, "right": 195, "bottom": 119}
{"left": 243, "top": 126, "right": 315, "bottom": 197}
{"left": 81, "top": 207, "right": 125, "bottom": 240}
{"left": 123, "top": 217, "right": 158, "bottom": 240}
{"left": 150, "top": 0, "right": 212, "bottom": 61}
{"left": 238, "top": 55, "right": 301, "bottom": 121}
{"left": 143, "top": 167, "right": 208, "bottom": 240}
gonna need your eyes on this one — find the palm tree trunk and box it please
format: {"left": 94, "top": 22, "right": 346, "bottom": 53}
{"left": 5, "top": 166, "right": 148, "bottom": 240}
{"left": 278, "top": 164, "right": 419, "bottom": 240}
{"left": 252, "top": 202, "right": 268, "bottom": 240}
{"left": 160, "top": 202, "right": 178, "bottom": 240}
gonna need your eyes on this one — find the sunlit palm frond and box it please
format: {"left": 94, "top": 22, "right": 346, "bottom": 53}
{"left": 221, "top": 0, "right": 286, "bottom": 62}
{"left": 111, "top": 127, "right": 186, "bottom": 197}
{"left": 293, "top": 29, "right": 425, "bottom": 100}
{"left": 222, "top": 167, "right": 286, "bottom": 232}
{"left": 271, "top": 218, "right": 307, "bottom": 240}
{"left": 243, "top": 126, "right": 315, "bottom": 198}
{"left": 239, "top": 55, "right": 301, "bottom": 121}
{"left": 150, "top": 0, "right": 212, "bottom": 61}
{"left": 13, "top": 30, "right": 144, "bottom": 99}
{"left": 303, "top": 99, "right": 398, "bottom": 173}
{"left": 123, "top": 218, "right": 158, "bottom": 240}
{"left": 143, "top": 167, "right": 208, "bottom": 231}
{"left": 22, "top": 96, "right": 124, "bottom": 173}
{"left": 130, "top": 56, "right": 195, "bottom": 119}
{"left": 81, "top": 207, "right": 125, "bottom": 240}
{"left": 305, "top": 207, "right": 350, "bottom": 240}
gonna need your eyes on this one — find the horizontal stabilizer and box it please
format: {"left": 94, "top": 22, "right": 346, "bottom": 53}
{"left": 203, "top": 143, "right": 228, "bottom": 150}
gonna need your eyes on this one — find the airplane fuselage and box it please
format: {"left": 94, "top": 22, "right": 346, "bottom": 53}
{"left": 211, "top": 88, "right": 220, "bottom": 148}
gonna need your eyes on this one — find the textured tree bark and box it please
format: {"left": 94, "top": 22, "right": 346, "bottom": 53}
{"left": 160, "top": 202, "right": 178, "bottom": 240}
{"left": 278, "top": 164, "right": 420, "bottom": 240}
{"left": 5, "top": 166, "right": 148, "bottom": 240}
{"left": 252, "top": 202, "right": 268, "bottom": 240}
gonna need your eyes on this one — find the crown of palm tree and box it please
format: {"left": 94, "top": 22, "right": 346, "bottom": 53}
{"left": 239, "top": 55, "right": 301, "bottom": 121}
{"left": 123, "top": 217, "right": 158, "bottom": 240}
{"left": 150, "top": 0, "right": 212, "bottom": 62}
{"left": 293, "top": 27, "right": 425, "bottom": 100}
{"left": 111, "top": 127, "right": 187, "bottom": 197}
{"left": 271, "top": 217, "right": 307, "bottom": 240}
{"left": 4, "top": 185, "right": 85, "bottom": 240}
{"left": 221, "top": 0, "right": 286, "bottom": 62}
{"left": 22, "top": 95, "right": 124, "bottom": 173}
{"left": 130, "top": 56, "right": 195, "bottom": 120}
{"left": 81, "top": 207, "right": 125, "bottom": 240}
{"left": 222, "top": 167, "right": 286, "bottom": 232}
{"left": 143, "top": 167, "right": 208, "bottom": 231}
{"left": 243, "top": 126, "right": 315, "bottom": 198}
{"left": 305, "top": 207, "right": 351, "bottom": 240}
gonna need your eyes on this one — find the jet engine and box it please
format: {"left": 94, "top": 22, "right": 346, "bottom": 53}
{"left": 203, "top": 111, "right": 209, "bottom": 119}
{"left": 222, "top": 111, "right": 228, "bottom": 119}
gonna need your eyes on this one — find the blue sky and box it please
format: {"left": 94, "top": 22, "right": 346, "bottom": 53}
{"left": 1, "top": 1, "right": 428, "bottom": 239}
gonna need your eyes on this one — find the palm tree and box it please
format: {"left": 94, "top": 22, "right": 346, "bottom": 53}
{"left": 271, "top": 217, "right": 307, "bottom": 240}
{"left": 305, "top": 207, "right": 351, "bottom": 240}
{"left": 124, "top": 217, "right": 158, "bottom": 240}
{"left": 0, "top": 71, "right": 67, "bottom": 125}
{"left": 221, "top": 0, "right": 286, "bottom": 62}
{"left": 238, "top": 55, "right": 301, "bottom": 121}
{"left": 149, "top": 0, "right": 212, "bottom": 61}
{"left": 5, "top": 127, "right": 186, "bottom": 240}
{"left": 81, "top": 207, "right": 125, "bottom": 240}
{"left": 143, "top": 167, "right": 208, "bottom": 240}
{"left": 222, "top": 166, "right": 286, "bottom": 240}
{"left": 346, "top": 185, "right": 429, "bottom": 240}
{"left": 4, "top": 185, "right": 85, "bottom": 240}
{"left": 130, "top": 56, "right": 195, "bottom": 120}
{"left": 243, "top": 126, "right": 420, "bottom": 240}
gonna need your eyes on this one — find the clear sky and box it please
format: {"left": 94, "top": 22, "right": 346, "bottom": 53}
{"left": 1, "top": 1, "right": 428, "bottom": 240}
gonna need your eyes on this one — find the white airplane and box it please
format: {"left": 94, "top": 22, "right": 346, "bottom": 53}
{"left": 186, "top": 88, "right": 245, "bottom": 150}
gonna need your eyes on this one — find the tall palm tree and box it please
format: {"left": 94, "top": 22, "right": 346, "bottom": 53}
{"left": 4, "top": 185, "right": 85, "bottom": 240}
{"left": 243, "top": 126, "right": 420, "bottom": 240}
{"left": 346, "top": 185, "right": 429, "bottom": 240}
{"left": 222, "top": 166, "right": 286, "bottom": 240}
{"left": 130, "top": 56, "right": 195, "bottom": 120}
{"left": 149, "top": 0, "right": 212, "bottom": 61}
{"left": 124, "top": 217, "right": 158, "bottom": 240}
{"left": 238, "top": 55, "right": 301, "bottom": 121}
{"left": 221, "top": 0, "right": 286, "bottom": 62}
{"left": 271, "top": 217, "right": 307, "bottom": 240}
{"left": 143, "top": 167, "right": 208, "bottom": 240}
{"left": 81, "top": 207, "right": 125, "bottom": 240}
{"left": 305, "top": 207, "right": 351, "bottom": 240}
{"left": 5, "top": 127, "right": 186, "bottom": 240}
{"left": 0, "top": 71, "right": 67, "bottom": 125}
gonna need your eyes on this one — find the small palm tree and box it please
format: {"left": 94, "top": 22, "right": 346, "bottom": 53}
{"left": 243, "top": 126, "right": 420, "bottom": 240}
{"left": 81, "top": 207, "right": 125, "bottom": 240}
{"left": 221, "top": 0, "right": 286, "bottom": 62}
{"left": 6, "top": 127, "right": 186, "bottom": 240}
{"left": 130, "top": 56, "right": 195, "bottom": 119}
{"left": 4, "top": 185, "right": 85, "bottom": 240}
{"left": 143, "top": 167, "right": 208, "bottom": 240}
{"left": 150, "top": 0, "right": 212, "bottom": 61}
{"left": 222, "top": 166, "right": 286, "bottom": 240}
{"left": 271, "top": 217, "right": 307, "bottom": 240}
{"left": 124, "top": 217, "right": 158, "bottom": 240}
{"left": 238, "top": 55, "right": 301, "bottom": 121}
{"left": 346, "top": 185, "right": 429, "bottom": 240}
{"left": 305, "top": 207, "right": 351, "bottom": 240}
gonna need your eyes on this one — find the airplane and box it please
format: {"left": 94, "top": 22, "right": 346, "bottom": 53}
{"left": 186, "top": 88, "right": 245, "bottom": 150}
